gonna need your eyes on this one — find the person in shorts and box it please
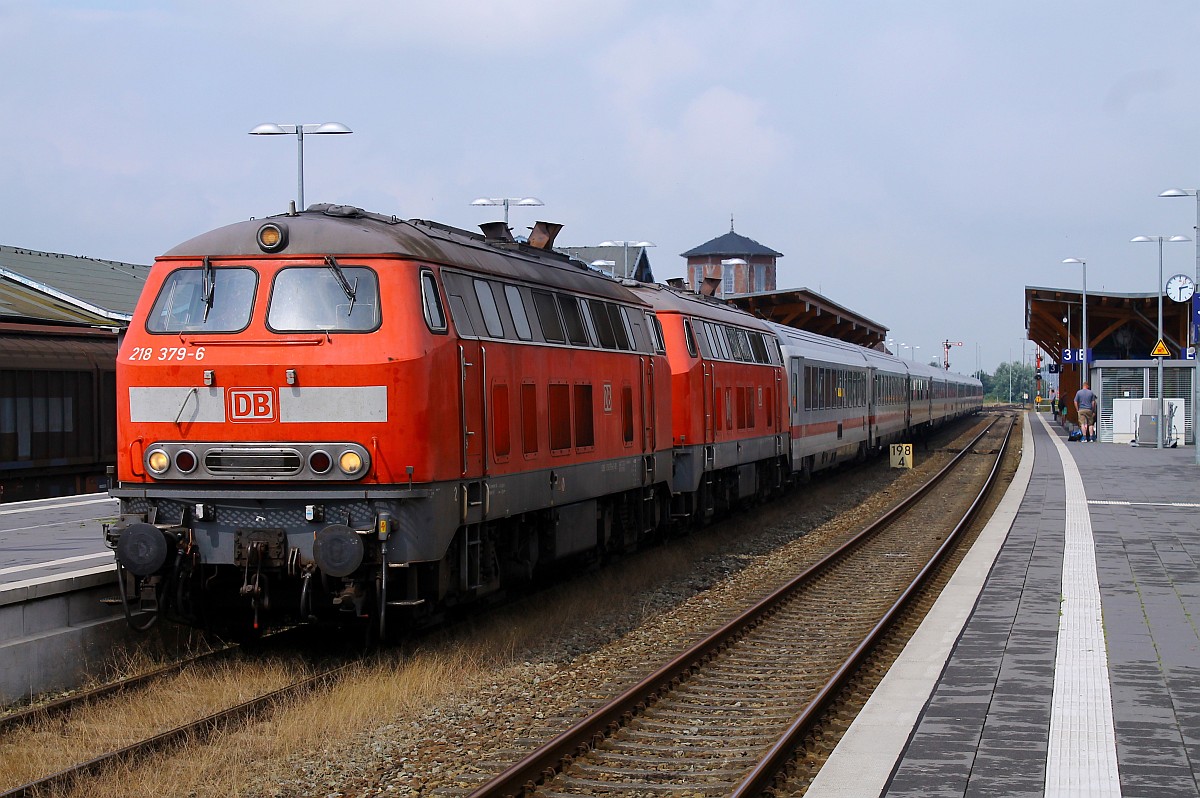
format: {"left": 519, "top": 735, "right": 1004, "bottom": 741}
{"left": 1074, "top": 382, "right": 1097, "bottom": 442}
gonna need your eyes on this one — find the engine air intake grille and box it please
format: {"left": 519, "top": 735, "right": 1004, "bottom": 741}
{"left": 204, "top": 448, "right": 303, "bottom": 476}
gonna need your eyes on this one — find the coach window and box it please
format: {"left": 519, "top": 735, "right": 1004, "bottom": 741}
{"left": 505, "top": 285, "right": 532, "bottom": 340}
{"left": 532, "top": 290, "right": 565, "bottom": 344}
{"left": 420, "top": 271, "right": 447, "bottom": 332}
{"left": 148, "top": 267, "right": 257, "bottom": 333}
{"left": 268, "top": 266, "right": 380, "bottom": 332}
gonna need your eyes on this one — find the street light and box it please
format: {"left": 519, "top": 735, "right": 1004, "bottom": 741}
{"left": 1159, "top": 188, "right": 1200, "bottom": 461}
{"left": 249, "top": 122, "right": 352, "bottom": 211}
{"left": 599, "top": 240, "right": 656, "bottom": 280}
{"left": 590, "top": 259, "right": 616, "bottom": 275}
{"left": 1131, "top": 234, "right": 1191, "bottom": 448}
{"left": 1062, "top": 258, "right": 1089, "bottom": 403}
{"left": 470, "top": 197, "right": 544, "bottom": 227}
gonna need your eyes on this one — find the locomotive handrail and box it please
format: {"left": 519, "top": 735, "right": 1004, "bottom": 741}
{"left": 178, "top": 337, "right": 326, "bottom": 346}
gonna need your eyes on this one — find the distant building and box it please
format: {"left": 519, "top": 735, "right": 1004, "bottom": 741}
{"left": 681, "top": 222, "right": 781, "bottom": 297}
{"left": 559, "top": 245, "right": 654, "bottom": 282}
{"left": 0, "top": 245, "right": 146, "bottom": 326}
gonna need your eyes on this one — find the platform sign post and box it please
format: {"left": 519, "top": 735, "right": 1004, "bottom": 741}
{"left": 890, "top": 443, "right": 914, "bottom": 469}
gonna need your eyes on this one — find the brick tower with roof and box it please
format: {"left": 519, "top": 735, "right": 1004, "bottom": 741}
{"left": 681, "top": 217, "right": 782, "bottom": 297}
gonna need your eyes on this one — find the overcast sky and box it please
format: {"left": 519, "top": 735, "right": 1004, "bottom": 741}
{"left": 3, "top": 1, "right": 1200, "bottom": 374}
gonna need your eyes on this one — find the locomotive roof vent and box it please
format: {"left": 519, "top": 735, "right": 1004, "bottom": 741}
{"left": 319, "top": 204, "right": 366, "bottom": 218}
{"left": 526, "top": 221, "right": 563, "bottom": 250}
{"left": 479, "top": 221, "right": 515, "bottom": 243}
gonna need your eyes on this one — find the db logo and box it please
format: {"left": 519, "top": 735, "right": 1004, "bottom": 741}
{"left": 229, "top": 389, "right": 276, "bottom": 422}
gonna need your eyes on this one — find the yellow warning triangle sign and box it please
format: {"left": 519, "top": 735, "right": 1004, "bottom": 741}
{"left": 1151, "top": 339, "right": 1172, "bottom": 357}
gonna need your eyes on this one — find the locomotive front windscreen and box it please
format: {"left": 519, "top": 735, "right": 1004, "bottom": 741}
{"left": 267, "top": 266, "right": 380, "bottom": 332}
{"left": 147, "top": 267, "right": 257, "bottom": 333}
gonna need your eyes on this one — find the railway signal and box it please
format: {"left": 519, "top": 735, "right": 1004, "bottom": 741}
{"left": 942, "top": 340, "right": 963, "bottom": 370}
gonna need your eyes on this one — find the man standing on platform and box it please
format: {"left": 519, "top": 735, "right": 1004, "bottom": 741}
{"left": 1074, "top": 381, "right": 1097, "bottom": 442}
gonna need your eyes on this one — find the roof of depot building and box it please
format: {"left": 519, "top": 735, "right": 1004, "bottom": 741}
{"left": 0, "top": 245, "right": 148, "bottom": 327}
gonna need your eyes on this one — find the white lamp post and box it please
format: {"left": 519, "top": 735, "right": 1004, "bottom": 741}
{"left": 590, "top": 259, "right": 616, "bottom": 275}
{"left": 249, "top": 122, "right": 352, "bottom": 210}
{"left": 1159, "top": 188, "right": 1200, "bottom": 461}
{"left": 470, "top": 197, "right": 544, "bottom": 227}
{"left": 599, "top": 240, "right": 656, "bottom": 280}
{"left": 1131, "top": 234, "right": 1191, "bottom": 448}
{"left": 1062, "top": 258, "right": 1089, "bottom": 412}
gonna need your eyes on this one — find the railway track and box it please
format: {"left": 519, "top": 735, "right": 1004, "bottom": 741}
{"left": 0, "top": 627, "right": 345, "bottom": 798}
{"left": 465, "top": 415, "right": 1014, "bottom": 797}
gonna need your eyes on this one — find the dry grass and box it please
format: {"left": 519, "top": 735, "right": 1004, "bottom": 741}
{"left": 38, "top": 544, "right": 718, "bottom": 797}
{"left": 0, "top": 657, "right": 302, "bottom": 793}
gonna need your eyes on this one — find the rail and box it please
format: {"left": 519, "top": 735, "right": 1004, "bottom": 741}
{"left": 467, "top": 416, "right": 1010, "bottom": 797}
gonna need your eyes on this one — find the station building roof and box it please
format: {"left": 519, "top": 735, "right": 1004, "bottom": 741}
{"left": 1025, "top": 284, "right": 1193, "bottom": 363}
{"left": 0, "top": 245, "right": 147, "bottom": 327}
{"left": 726, "top": 286, "right": 888, "bottom": 349}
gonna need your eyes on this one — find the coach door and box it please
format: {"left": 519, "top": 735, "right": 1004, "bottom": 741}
{"left": 458, "top": 341, "right": 486, "bottom": 477}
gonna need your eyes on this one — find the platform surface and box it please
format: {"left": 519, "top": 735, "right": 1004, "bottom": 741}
{"left": 0, "top": 494, "right": 116, "bottom": 596}
{"left": 809, "top": 411, "right": 1200, "bottom": 797}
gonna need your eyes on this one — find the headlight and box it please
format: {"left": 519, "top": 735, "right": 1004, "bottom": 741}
{"left": 338, "top": 450, "right": 364, "bottom": 475}
{"left": 147, "top": 449, "right": 171, "bottom": 475}
{"left": 257, "top": 222, "right": 288, "bottom": 252}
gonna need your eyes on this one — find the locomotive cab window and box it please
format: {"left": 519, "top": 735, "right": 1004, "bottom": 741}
{"left": 420, "top": 271, "right": 446, "bottom": 332}
{"left": 147, "top": 266, "right": 257, "bottom": 334}
{"left": 268, "top": 266, "right": 380, "bottom": 332}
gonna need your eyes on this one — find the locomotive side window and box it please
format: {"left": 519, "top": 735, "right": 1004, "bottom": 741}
{"left": 605, "top": 303, "right": 631, "bottom": 350}
{"left": 473, "top": 280, "right": 504, "bottom": 338}
{"left": 532, "top": 290, "right": 565, "bottom": 344}
{"left": 505, "top": 285, "right": 533, "bottom": 340}
{"left": 590, "top": 301, "right": 617, "bottom": 349}
{"left": 749, "top": 333, "right": 769, "bottom": 363}
{"left": 579, "top": 299, "right": 601, "bottom": 347}
{"left": 268, "top": 266, "right": 380, "bottom": 332}
{"left": 558, "top": 295, "right": 590, "bottom": 347}
{"left": 420, "top": 271, "right": 447, "bottom": 332}
{"left": 647, "top": 313, "right": 666, "bottom": 354}
{"left": 683, "top": 320, "right": 697, "bottom": 358}
{"left": 147, "top": 267, "right": 257, "bottom": 333}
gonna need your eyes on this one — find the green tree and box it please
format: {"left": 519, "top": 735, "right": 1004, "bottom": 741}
{"left": 989, "top": 361, "right": 1035, "bottom": 403}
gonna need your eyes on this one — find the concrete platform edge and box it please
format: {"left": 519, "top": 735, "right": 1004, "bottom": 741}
{"left": 805, "top": 412, "right": 1035, "bottom": 797}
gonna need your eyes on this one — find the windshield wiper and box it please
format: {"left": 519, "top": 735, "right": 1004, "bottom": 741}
{"left": 201, "top": 256, "right": 215, "bottom": 322}
{"left": 324, "top": 255, "right": 358, "bottom": 315}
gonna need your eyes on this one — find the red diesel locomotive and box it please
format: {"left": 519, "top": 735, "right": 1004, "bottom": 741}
{"left": 107, "top": 204, "right": 980, "bottom": 637}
